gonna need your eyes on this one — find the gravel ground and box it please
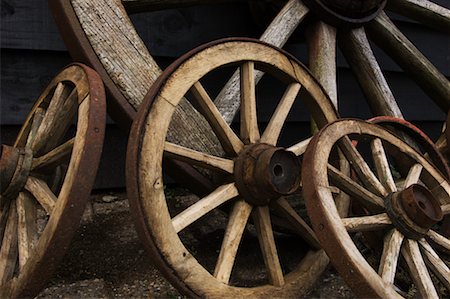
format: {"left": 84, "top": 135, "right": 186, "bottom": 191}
{"left": 36, "top": 189, "right": 355, "bottom": 298}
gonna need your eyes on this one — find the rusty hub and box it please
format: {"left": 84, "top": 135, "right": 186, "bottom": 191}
{"left": 234, "top": 143, "right": 301, "bottom": 206}
{"left": 0, "top": 144, "right": 33, "bottom": 203}
{"left": 303, "top": 0, "right": 386, "bottom": 27}
{"left": 386, "top": 184, "right": 443, "bottom": 239}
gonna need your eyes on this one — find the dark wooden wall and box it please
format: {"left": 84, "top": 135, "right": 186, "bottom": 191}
{"left": 1, "top": 0, "right": 448, "bottom": 188}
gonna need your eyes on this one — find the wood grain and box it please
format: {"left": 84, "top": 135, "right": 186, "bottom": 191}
{"left": 378, "top": 229, "right": 404, "bottom": 285}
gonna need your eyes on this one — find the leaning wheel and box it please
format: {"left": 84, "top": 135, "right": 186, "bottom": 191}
{"left": 0, "top": 64, "right": 106, "bottom": 298}
{"left": 303, "top": 118, "right": 450, "bottom": 298}
{"left": 127, "top": 39, "right": 339, "bottom": 297}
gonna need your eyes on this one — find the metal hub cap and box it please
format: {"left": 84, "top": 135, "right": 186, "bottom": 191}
{"left": 386, "top": 184, "right": 443, "bottom": 239}
{"left": 234, "top": 143, "right": 301, "bottom": 206}
{"left": 303, "top": 0, "right": 387, "bottom": 27}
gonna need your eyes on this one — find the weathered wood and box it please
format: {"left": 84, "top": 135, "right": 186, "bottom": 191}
{"left": 24, "top": 177, "right": 56, "bottom": 215}
{"left": 427, "top": 229, "right": 450, "bottom": 252}
{"left": 418, "top": 239, "right": 450, "bottom": 290}
{"left": 367, "top": 12, "right": 450, "bottom": 113}
{"left": 172, "top": 183, "right": 238, "bottom": 233}
{"left": 214, "top": 199, "right": 252, "bottom": 283}
{"left": 371, "top": 138, "right": 397, "bottom": 193}
{"left": 240, "top": 62, "right": 260, "bottom": 144}
{"left": 0, "top": 201, "right": 18, "bottom": 285}
{"left": 403, "top": 163, "right": 423, "bottom": 189}
{"left": 252, "top": 206, "right": 284, "bottom": 287}
{"left": 378, "top": 229, "right": 404, "bottom": 285}
{"left": 341, "top": 213, "right": 392, "bottom": 232}
{"left": 402, "top": 239, "right": 439, "bottom": 299}
{"left": 442, "top": 203, "right": 450, "bottom": 215}
{"left": 339, "top": 27, "right": 403, "bottom": 118}
{"left": 16, "top": 192, "right": 38, "bottom": 270}
{"left": 122, "top": 0, "right": 243, "bottom": 13}
{"left": 387, "top": 0, "right": 450, "bottom": 32}
{"left": 25, "top": 109, "right": 45, "bottom": 150}
{"left": 287, "top": 137, "right": 312, "bottom": 156}
{"left": 31, "top": 138, "right": 75, "bottom": 171}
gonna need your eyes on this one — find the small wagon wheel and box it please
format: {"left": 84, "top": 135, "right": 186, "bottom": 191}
{"left": 127, "top": 39, "right": 339, "bottom": 297}
{"left": 0, "top": 64, "right": 106, "bottom": 298}
{"left": 303, "top": 118, "right": 450, "bottom": 298}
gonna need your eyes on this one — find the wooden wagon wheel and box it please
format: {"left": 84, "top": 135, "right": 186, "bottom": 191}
{"left": 0, "top": 64, "right": 106, "bottom": 298}
{"left": 127, "top": 39, "right": 339, "bottom": 297}
{"left": 303, "top": 118, "right": 450, "bottom": 298}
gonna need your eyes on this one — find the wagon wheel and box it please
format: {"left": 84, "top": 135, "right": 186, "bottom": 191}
{"left": 127, "top": 39, "right": 339, "bottom": 297}
{"left": 0, "top": 64, "right": 106, "bottom": 298}
{"left": 303, "top": 118, "right": 450, "bottom": 298}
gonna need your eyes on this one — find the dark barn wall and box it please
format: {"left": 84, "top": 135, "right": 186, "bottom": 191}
{"left": 1, "top": 0, "right": 449, "bottom": 189}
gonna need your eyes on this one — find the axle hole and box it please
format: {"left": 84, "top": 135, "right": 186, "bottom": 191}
{"left": 273, "top": 164, "right": 283, "bottom": 177}
{"left": 418, "top": 201, "right": 426, "bottom": 210}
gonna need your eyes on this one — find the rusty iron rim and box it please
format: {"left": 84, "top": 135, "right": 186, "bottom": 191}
{"left": 0, "top": 64, "right": 106, "bottom": 298}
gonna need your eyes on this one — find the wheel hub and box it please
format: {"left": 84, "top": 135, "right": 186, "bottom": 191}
{"left": 302, "top": 0, "right": 386, "bottom": 27}
{"left": 234, "top": 143, "right": 301, "bottom": 206}
{"left": 0, "top": 144, "right": 33, "bottom": 203}
{"left": 386, "top": 184, "right": 443, "bottom": 239}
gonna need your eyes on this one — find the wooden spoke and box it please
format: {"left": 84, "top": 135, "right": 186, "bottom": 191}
{"left": 339, "top": 27, "right": 403, "bottom": 118}
{"left": 328, "top": 164, "right": 385, "bottom": 210}
{"left": 214, "top": 0, "right": 309, "bottom": 124}
{"left": 341, "top": 213, "right": 392, "bottom": 232}
{"left": 387, "top": 0, "right": 450, "bottom": 34}
{"left": 252, "top": 206, "right": 284, "bottom": 287}
{"left": 427, "top": 230, "right": 450, "bottom": 253}
{"left": 24, "top": 177, "right": 57, "bottom": 215}
{"left": 338, "top": 137, "right": 388, "bottom": 197}
{"left": 271, "top": 198, "right": 320, "bottom": 249}
{"left": 418, "top": 239, "right": 450, "bottom": 290}
{"left": 31, "top": 138, "right": 75, "bottom": 172}
{"left": 371, "top": 138, "right": 397, "bottom": 193}
{"left": 378, "top": 229, "right": 404, "bottom": 285}
{"left": 335, "top": 152, "right": 351, "bottom": 218}
{"left": 25, "top": 108, "right": 45, "bottom": 149}
{"left": 240, "top": 61, "right": 259, "bottom": 144}
{"left": 214, "top": 200, "right": 252, "bottom": 284}
{"left": 32, "top": 87, "right": 78, "bottom": 155}
{"left": 307, "top": 21, "right": 337, "bottom": 106}
{"left": 287, "top": 137, "right": 313, "bottom": 156}
{"left": 0, "top": 201, "right": 18, "bottom": 285}
{"left": 164, "top": 142, "right": 234, "bottom": 174}
{"left": 442, "top": 203, "right": 450, "bottom": 215}
{"left": 172, "top": 183, "right": 238, "bottom": 233}
{"left": 260, "top": 83, "right": 301, "bottom": 145}
{"left": 368, "top": 12, "right": 450, "bottom": 112}
{"left": 0, "top": 203, "right": 10, "bottom": 244}
{"left": 189, "top": 83, "right": 243, "bottom": 155}
{"left": 402, "top": 239, "right": 439, "bottom": 299}
{"left": 403, "top": 163, "right": 423, "bottom": 189}
{"left": 16, "top": 192, "right": 38, "bottom": 269}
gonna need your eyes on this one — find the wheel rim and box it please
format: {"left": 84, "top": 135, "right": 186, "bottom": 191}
{"left": 0, "top": 64, "right": 106, "bottom": 298}
{"left": 303, "top": 118, "right": 450, "bottom": 298}
{"left": 127, "top": 39, "right": 338, "bottom": 297}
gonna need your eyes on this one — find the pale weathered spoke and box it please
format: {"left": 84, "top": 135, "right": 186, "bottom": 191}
{"left": 338, "top": 136, "right": 388, "bottom": 197}
{"left": 328, "top": 164, "right": 385, "bottom": 210}
{"left": 164, "top": 142, "right": 234, "bottom": 174}
{"left": 402, "top": 239, "right": 439, "bottom": 299}
{"left": 172, "top": 183, "right": 238, "bottom": 233}
{"left": 418, "top": 239, "right": 450, "bottom": 290}
{"left": 260, "top": 83, "right": 301, "bottom": 145}
{"left": 271, "top": 198, "right": 320, "bottom": 249}
{"left": 387, "top": 0, "right": 450, "bottom": 35}
{"left": 0, "top": 201, "right": 18, "bottom": 284}
{"left": 339, "top": 27, "right": 403, "bottom": 118}
{"left": 368, "top": 12, "right": 450, "bottom": 112}
{"left": 371, "top": 138, "right": 397, "bottom": 193}
{"left": 427, "top": 230, "right": 450, "bottom": 253}
{"left": 403, "top": 163, "right": 423, "bottom": 189}
{"left": 307, "top": 21, "right": 337, "bottom": 106}
{"left": 24, "top": 177, "right": 57, "bottom": 215}
{"left": 240, "top": 61, "right": 259, "bottom": 144}
{"left": 25, "top": 108, "right": 45, "bottom": 149}
{"left": 442, "top": 203, "right": 450, "bottom": 215}
{"left": 286, "top": 137, "right": 312, "bottom": 156}
{"left": 31, "top": 138, "right": 75, "bottom": 172}
{"left": 252, "top": 206, "right": 284, "bottom": 287}
{"left": 189, "top": 82, "right": 243, "bottom": 155}
{"left": 342, "top": 213, "right": 392, "bottom": 232}
{"left": 16, "top": 192, "right": 38, "bottom": 269}
{"left": 378, "top": 229, "right": 404, "bottom": 285}
{"left": 214, "top": 0, "right": 309, "bottom": 124}
{"left": 214, "top": 200, "right": 252, "bottom": 284}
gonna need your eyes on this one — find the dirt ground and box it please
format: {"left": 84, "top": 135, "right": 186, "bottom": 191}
{"left": 36, "top": 189, "right": 354, "bottom": 298}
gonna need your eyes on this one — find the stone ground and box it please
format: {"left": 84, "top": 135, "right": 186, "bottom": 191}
{"left": 35, "top": 189, "right": 355, "bottom": 298}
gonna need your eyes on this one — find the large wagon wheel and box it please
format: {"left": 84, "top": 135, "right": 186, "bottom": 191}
{"left": 0, "top": 64, "right": 106, "bottom": 298}
{"left": 50, "top": 0, "right": 449, "bottom": 126}
{"left": 303, "top": 118, "right": 450, "bottom": 298}
{"left": 127, "top": 39, "right": 339, "bottom": 297}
